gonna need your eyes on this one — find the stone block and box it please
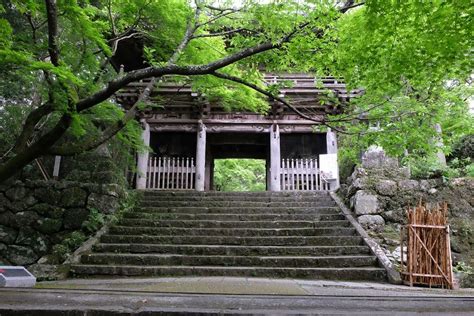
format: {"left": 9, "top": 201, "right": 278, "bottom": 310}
{"left": 352, "top": 190, "right": 379, "bottom": 215}
{"left": 60, "top": 187, "right": 87, "bottom": 208}
{"left": 5, "top": 245, "right": 39, "bottom": 265}
{"left": 419, "top": 180, "right": 431, "bottom": 192}
{"left": 15, "top": 211, "right": 40, "bottom": 227}
{"left": 382, "top": 210, "right": 404, "bottom": 223}
{"left": 398, "top": 180, "right": 419, "bottom": 191}
{"left": 16, "top": 228, "right": 49, "bottom": 254}
{"left": 87, "top": 193, "right": 118, "bottom": 214}
{"left": 63, "top": 208, "right": 90, "bottom": 230}
{"left": 361, "top": 146, "right": 399, "bottom": 169}
{"left": 375, "top": 180, "right": 397, "bottom": 196}
{"left": 36, "top": 218, "right": 63, "bottom": 234}
{"left": 33, "top": 187, "right": 62, "bottom": 205}
{"left": 0, "top": 193, "right": 11, "bottom": 213}
{"left": 5, "top": 187, "right": 26, "bottom": 201}
{"left": 357, "top": 214, "right": 385, "bottom": 232}
{"left": 0, "top": 225, "right": 17, "bottom": 244}
{"left": 28, "top": 203, "right": 64, "bottom": 219}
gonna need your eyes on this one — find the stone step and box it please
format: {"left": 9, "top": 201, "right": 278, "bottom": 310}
{"left": 92, "top": 244, "right": 372, "bottom": 256}
{"left": 118, "top": 219, "right": 351, "bottom": 229}
{"left": 142, "top": 191, "right": 331, "bottom": 197}
{"left": 81, "top": 253, "right": 378, "bottom": 268}
{"left": 108, "top": 226, "right": 357, "bottom": 237}
{"left": 134, "top": 206, "right": 339, "bottom": 214}
{"left": 100, "top": 234, "right": 365, "bottom": 246}
{"left": 123, "top": 212, "right": 346, "bottom": 221}
{"left": 141, "top": 196, "right": 335, "bottom": 203}
{"left": 139, "top": 201, "right": 337, "bottom": 208}
{"left": 70, "top": 265, "right": 387, "bottom": 281}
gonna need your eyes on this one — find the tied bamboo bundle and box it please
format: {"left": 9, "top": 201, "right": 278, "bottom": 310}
{"left": 401, "top": 201, "right": 454, "bottom": 289}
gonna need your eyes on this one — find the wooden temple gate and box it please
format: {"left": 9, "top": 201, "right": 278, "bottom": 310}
{"left": 115, "top": 73, "right": 362, "bottom": 191}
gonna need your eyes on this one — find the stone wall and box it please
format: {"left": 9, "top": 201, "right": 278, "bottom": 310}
{"left": 339, "top": 147, "right": 474, "bottom": 270}
{"left": 0, "top": 180, "right": 125, "bottom": 266}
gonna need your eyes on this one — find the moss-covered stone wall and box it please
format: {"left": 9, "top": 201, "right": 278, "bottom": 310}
{"left": 0, "top": 180, "right": 125, "bottom": 266}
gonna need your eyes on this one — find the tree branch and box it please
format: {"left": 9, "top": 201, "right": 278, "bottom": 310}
{"left": 44, "top": 0, "right": 60, "bottom": 66}
{"left": 76, "top": 33, "right": 296, "bottom": 112}
{"left": 49, "top": 79, "right": 157, "bottom": 156}
{"left": 210, "top": 71, "right": 351, "bottom": 134}
{"left": 192, "top": 28, "right": 246, "bottom": 39}
{"left": 12, "top": 102, "right": 53, "bottom": 154}
{"left": 168, "top": 6, "right": 201, "bottom": 64}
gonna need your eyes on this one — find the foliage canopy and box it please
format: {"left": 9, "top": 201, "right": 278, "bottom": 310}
{"left": 0, "top": 0, "right": 472, "bottom": 183}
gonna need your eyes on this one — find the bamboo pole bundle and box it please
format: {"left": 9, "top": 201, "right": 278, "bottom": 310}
{"left": 401, "top": 201, "right": 453, "bottom": 289}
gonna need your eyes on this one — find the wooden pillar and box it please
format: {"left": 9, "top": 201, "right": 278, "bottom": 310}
{"left": 269, "top": 123, "right": 281, "bottom": 191}
{"left": 326, "top": 128, "right": 338, "bottom": 154}
{"left": 195, "top": 121, "right": 206, "bottom": 191}
{"left": 136, "top": 120, "right": 150, "bottom": 189}
{"left": 324, "top": 128, "right": 339, "bottom": 190}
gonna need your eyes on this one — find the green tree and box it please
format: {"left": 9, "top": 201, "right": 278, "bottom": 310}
{"left": 332, "top": 1, "right": 473, "bottom": 169}
{"left": 0, "top": 0, "right": 354, "bottom": 183}
{"left": 214, "top": 159, "right": 266, "bottom": 191}
{"left": 0, "top": 0, "right": 472, "bottom": 184}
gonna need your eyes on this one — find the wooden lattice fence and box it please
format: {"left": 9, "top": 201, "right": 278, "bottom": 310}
{"left": 400, "top": 202, "right": 454, "bottom": 289}
{"left": 146, "top": 156, "right": 195, "bottom": 190}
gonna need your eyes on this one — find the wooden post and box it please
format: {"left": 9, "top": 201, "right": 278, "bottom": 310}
{"left": 195, "top": 120, "right": 206, "bottom": 191}
{"left": 52, "top": 156, "right": 61, "bottom": 179}
{"left": 269, "top": 123, "right": 281, "bottom": 191}
{"left": 136, "top": 120, "right": 150, "bottom": 189}
{"left": 324, "top": 128, "right": 340, "bottom": 190}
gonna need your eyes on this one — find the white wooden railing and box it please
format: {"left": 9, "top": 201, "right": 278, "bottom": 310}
{"left": 280, "top": 158, "right": 330, "bottom": 191}
{"left": 146, "top": 156, "right": 195, "bottom": 190}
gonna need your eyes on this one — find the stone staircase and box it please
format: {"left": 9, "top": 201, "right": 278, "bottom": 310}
{"left": 71, "top": 191, "right": 387, "bottom": 281}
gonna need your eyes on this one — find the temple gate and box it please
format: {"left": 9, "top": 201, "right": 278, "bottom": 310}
{"left": 117, "top": 74, "right": 361, "bottom": 191}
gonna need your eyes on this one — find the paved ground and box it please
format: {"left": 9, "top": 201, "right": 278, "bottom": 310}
{"left": 1, "top": 277, "right": 473, "bottom": 315}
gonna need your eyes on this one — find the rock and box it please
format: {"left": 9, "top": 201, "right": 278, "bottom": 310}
{"left": 29, "top": 203, "right": 65, "bottom": 219}
{"left": 60, "top": 187, "right": 87, "bottom": 208}
{"left": 392, "top": 246, "right": 407, "bottom": 263}
{"left": 5, "top": 245, "right": 39, "bottom": 265}
{"left": 0, "top": 193, "right": 11, "bottom": 213}
{"left": 27, "top": 264, "right": 68, "bottom": 281}
{"left": 34, "top": 187, "right": 62, "bottom": 205}
{"left": 5, "top": 186, "right": 26, "bottom": 201}
{"left": 419, "top": 180, "right": 431, "bottom": 192}
{"left": 361, "top": 146, "right": 399, "bottom": 169}
{"left": 428, "top": 188, "right": 438, "bottom": 194}
{"left": 347, "top": 177, "right": 371, "bottom": 196}
{"left": 37, "top": 218, "right": 63, "bottom": 234}
{"left": 375, "top": 180, "right": 397, "bottom": 196}
{"left": 0, "top": 224, "right": 18, "bottom": 244}
{"left": 398, "top": 180, "right": 419, "bottom": 191}
{"left": 87, "top": 193, "right": 118, "bottom": 214}
{"left": 358, "top": 215, "right": 385, "bottom": 232}
{"left": 15, "top": 211, "right": 41, "bottom": 227}
{"left": 0, "top": 211, "right": 18, "bottom": 228}
{"left": 352, "top": 190, "right": 379, "bottom": 215}
{"left": 382, "top": 210, "right": 404, "bottom": 223}
{"left": 63, "top": 208, "right": 90, "bottom": 229}
{"left": 16, "top": 228, "right": 49, "bottom": 254}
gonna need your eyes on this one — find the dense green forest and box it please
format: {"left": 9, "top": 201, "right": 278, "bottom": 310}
{"left": 0, "top": 0, "right": 472, "bottom": 184}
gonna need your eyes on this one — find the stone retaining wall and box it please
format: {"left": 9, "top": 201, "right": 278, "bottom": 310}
{"left": 0, "top": 180, "right": 125, "bottom": 266}
{"left": 339, "top": 148, "right": 474, "bottom": 273}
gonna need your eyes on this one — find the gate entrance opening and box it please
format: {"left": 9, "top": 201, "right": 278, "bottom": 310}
{"left": 213, "top": 159, "right": 266, "bottom": 192}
